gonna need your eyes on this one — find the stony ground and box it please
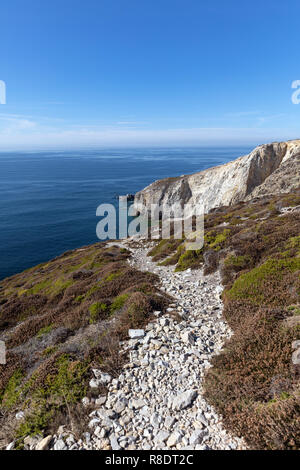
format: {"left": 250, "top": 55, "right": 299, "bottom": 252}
{"left": 45, "top": 240, "right": 245, "bottom": 451}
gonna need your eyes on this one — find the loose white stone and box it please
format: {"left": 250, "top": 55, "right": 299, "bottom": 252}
{"left": 82, "top": 397, "right": 90, "bottom": 407}
{"left": 35, "top": 435, "right": 52, "bottom": 451}
{"left": 53, "top": 439, "right": 67, "bottom": 450}
{"left": 128, "top": 329, "right": 145, "bottom": 339}
{"left": 6, "top": 441, "right": 15, "bottom": 451}
{"left": 181, "top": 331, "right": 196, "bottom": 345}
{"left": 172, "top": 390, "right": 198, "bottom": 410}
{"left": 110, "top": 434, "right": 121, "bottom": 450}
{"left": 154, "top": 430, "right": 170, "bottom": 443}
{"left": 189, "top": 429, "right": 206, "bottom": 446}
{"left": 167, "top": 431, "right": 182, "bottom": 447}
{"left": 95, "top": 395, "right": 107, "bottom": 406}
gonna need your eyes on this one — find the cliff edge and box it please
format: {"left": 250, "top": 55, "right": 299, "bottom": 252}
{"left": 134, "top": 140, "right": 300, "bottom": 212}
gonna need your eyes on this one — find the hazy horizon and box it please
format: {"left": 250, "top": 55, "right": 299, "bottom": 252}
{"left": 1, "top": 0, "right": 300, "bottom": 151}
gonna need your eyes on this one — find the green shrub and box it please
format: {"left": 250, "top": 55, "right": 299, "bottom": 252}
{"left": 16, "top": 354, "right": 88, "bottom": 438}
{"left": 204, "top": 229, "right": 230, "bottom": 251}
{"left": 227, "top": 257, "right": 300, "bottom": 305}
{"left": 36, "top": 324, "right": 53, "bottom": 338}
{"left": 175, "top": 249, "right": 203, "bottom": 271}
{"left": 89, "top": 302, "right": 108, "bottom": 323}
{"left": 110, "top": 294, "right": 129, "bottom": 315}
{"left": 0, "top": 369, "right": 23, "bottom": 409}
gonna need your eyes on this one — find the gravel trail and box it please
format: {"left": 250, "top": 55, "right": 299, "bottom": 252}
{"left": 49, "top": 240, "right": 245, "bottom": 451}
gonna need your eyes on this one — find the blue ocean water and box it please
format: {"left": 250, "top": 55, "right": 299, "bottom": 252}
{"left": 0, "top": 147, "right": 252, "bottom": 280}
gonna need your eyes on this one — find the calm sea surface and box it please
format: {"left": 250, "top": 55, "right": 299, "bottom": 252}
{"left": 0, "top": 147, "right": 252, "bottom": 280}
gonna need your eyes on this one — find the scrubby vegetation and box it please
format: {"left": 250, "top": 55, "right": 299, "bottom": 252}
{"left": 0, "top": 243, "right": 169, "bottom": 447}
{"left": 148, "top": 189, "right": 300, "bottom": 449}
{"left": 1, "top": 189, "right": 299, "bottom": 450}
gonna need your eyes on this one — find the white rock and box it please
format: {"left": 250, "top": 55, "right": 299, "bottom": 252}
{"left": 128, "top": 329, "right": 145, "bottom": 339}
{"left": 99, "top": 373, "right": 112, "bottom": 384}
{"left": 6, "top": 441, "right": 15, "bottom": 450}
{"left": 53, "top": 439, "right": 67, "bottom": 450}
{"left": 89, "top": 418, "right": 101, "bottom": 428}
{"left": 89, "top": 378, "right": 100, "bottom": 388}
{"left": 130, "top": 398, "right": 145, "bottom": 409}
{"left": 167, "top": 431, "right": 182, "bottom": 447}
{"left": 150, "top": 413, "right": 162, "bottom": 427}
{"left": 172, "top": 390, "right": 198, "bottom": 410}
{"left": 292, "top": 348, "right": 300, "bottom": 365}
{"left": 189, "top": 429, "right": 206, "bottom": 446}
{"left": 154, "top": 430, "right": 170, "bottom": 443}
{"left": 95, "top": 395, "right": 107, "bottom": 406}
{"left": 165, "top": 415, "right": 176, "bottom": 429}
{"left": 82, "top": 397, "right": 90, "bottom": 407}
{"left": 110, "top": 434, "right": 121, "bottom": 450}
{"left": 292, "top": 340, "right": 300, "bottom": 350}
{"left": 36, "top": 435, "right": 52, "bottom": 451}
{"left": 114, "top": 400, "right": 126, "bottom": 414}
{"left": 181, "top": 331, "right": 196, "bottom": 345}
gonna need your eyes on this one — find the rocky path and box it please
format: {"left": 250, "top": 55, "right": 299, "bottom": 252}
{"left": 50, "top": 240, "right": 245, "bottom": 451}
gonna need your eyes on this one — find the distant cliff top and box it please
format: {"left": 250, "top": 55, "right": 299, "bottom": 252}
{"left": 135, "top": 139, "right": 300, "bottom": 213}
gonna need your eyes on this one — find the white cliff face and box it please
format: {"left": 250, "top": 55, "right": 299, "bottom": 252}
{"left": 134, "top": 140, "right": 300, "bottom": 213}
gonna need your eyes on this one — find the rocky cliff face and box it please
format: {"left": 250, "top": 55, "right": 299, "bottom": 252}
{"left": 134, "top": 140, "right": 300, "bottom": 212}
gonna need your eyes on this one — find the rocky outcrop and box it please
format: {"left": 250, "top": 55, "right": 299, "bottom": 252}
{"left": 134, "top": 140, "right": 300, "bottom": 213}
{"left": 245, "top": 152, "right": 300, "bottom": 200}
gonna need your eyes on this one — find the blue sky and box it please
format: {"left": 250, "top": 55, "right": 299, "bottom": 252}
{"left": 0, "top": 0, "right": 300, "bottom": 149}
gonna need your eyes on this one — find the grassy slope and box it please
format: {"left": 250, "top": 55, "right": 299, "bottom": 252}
{"left": 148, "top": 190, "right": 300, "bottom": 450}
{"left": 0, "top": 243, "right": 169, "bottom": 447}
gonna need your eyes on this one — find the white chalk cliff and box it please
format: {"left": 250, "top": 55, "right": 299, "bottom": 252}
{"left": 134, "top": 140, "right": 300, "bottom": 213}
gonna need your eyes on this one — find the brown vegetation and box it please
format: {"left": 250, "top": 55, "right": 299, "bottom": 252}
{"left": 148, "top": 189, "right": 300, "bottom": 449}
{"left": 0, "top": 242, "right": 169, "bottom": 447}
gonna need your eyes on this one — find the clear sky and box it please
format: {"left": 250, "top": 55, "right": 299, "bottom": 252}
{"left": 0, "top": 0, "right": 300, "bottom": 150}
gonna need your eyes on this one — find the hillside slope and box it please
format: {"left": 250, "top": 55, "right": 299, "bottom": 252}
{"left": 147, "top": 189, "right": 300, "bottom": 449}
{"left": 0, "top": 243, "right": 169, "bottom": 448}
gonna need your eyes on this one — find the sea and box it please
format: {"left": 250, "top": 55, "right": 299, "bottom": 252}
{"left": 0, "top": 147, "right": 252, "bottom": 280}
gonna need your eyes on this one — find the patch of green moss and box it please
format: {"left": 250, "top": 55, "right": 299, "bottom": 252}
{"left": 51, "top": 278, "right": 74, "bottom": 296}
{"left": 0, "top": 369, "right": 23, "bottom": 409}
{"left": 175, "top": 249, "right": 203, "bottom": 272}
{"left": 287, "top": 305, "right": 300, "bottom": 316}
{"left": 89, "top": 302, "right": 108, "bottom": 323}
{"left": 286, "top": 236, "right": 300, "bottom": 254}
{"left": 25, "top": 277, "right": 74, "bottom": 297}
{"left": 148, "top": 238, "right": 183, "bottom": 260}
{"left": 16, "top": 409, "right": 53, "bottom": 440}
{"left": 26, "top": 279, "right": 52, "bottom": 295}
{"left": 104, "top": 271, "right": 121, "bottom": 282}
{"left": 36, "top": 324, "right": 54, "bottom": 338}
{"left": 17, "top": 355, "right": 88, "bottom": 438}
{"left": 227, "top": 257, "right": 300, "bottom": 304}
{"left": 42, "top": 346, "right": 58, "bottom": 357}
{"left": 63, "top": 258, "right": 90, "bottom": 273}
{"left": 224, "top": 255, "right": 252, "bottom": 269}
{"left": 110, "top": 294, "right": 129, "bottom": 314}
{"left": 205, "top": 229, "right": 230, "bottom": 251}
{"left": 42, "top": 354, "right": 88, "bottom": 403}
{"left": 158, "top": 243, "right": 185, "bottom": 266}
